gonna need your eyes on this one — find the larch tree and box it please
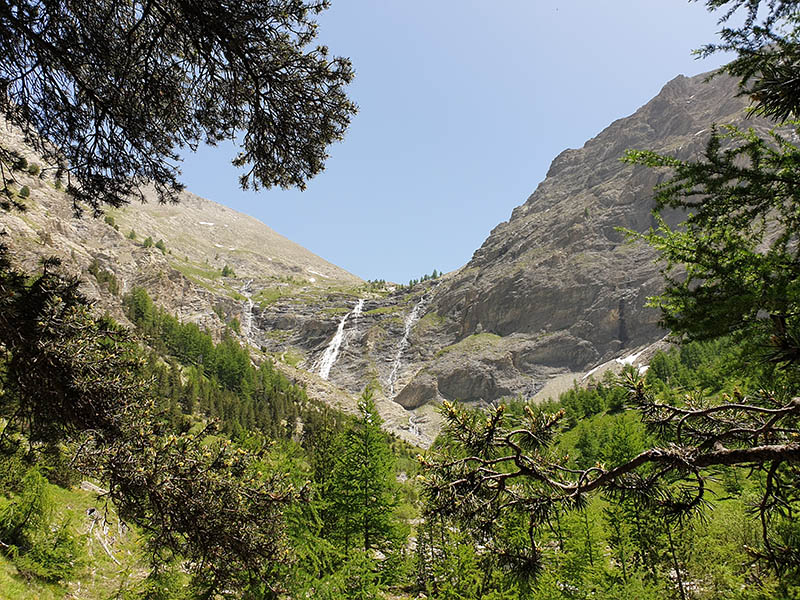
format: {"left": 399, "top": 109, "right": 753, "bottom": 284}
{"left": 328, "top": 388, "right": 401, "bottom": 557}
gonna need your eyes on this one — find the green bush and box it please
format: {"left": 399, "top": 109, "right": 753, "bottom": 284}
{"left": 18, "top": 185, "right": 30, "bottom": 198}
{"left": 0, "top": 468, "right": 85, "bottom": 583}
{"left": 12, "top": 516, "right": 84, "bottom": 582}
{"left": 13, "top": 156, "right": 28, "bottom": 171}
{"left": 222, "top": 264, "right": 235, "bottom": 277}
{"left": 104, "top": 214, "right": 116, "bottom": 228}
{"left": 228, "top": 317, "right": 241, "bottom": 334}
{"left": 127, "top": 229, "right": 136, "bottom": 240}
{"left": 155, "top": 239, "right": 167, "bottom": 254}
{"left": 28, "top": 163, "right": 41, "bottom": 176}
{"left": 143, "top": 236, "right": 154, "bottom": 248}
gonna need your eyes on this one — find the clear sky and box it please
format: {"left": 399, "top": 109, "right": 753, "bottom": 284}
{"left": 178, "top": 1, "right": 734, "bottom": 284}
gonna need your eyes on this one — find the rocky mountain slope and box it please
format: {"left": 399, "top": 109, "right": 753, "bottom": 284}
{"left": 235, "top": 70, "right": 779, "bottom": 445}
{"left": 0, "top": 69, "right": 775, "bottom": 447}
{"left": 385, "top": 72, "right": 776, "bottom": 419}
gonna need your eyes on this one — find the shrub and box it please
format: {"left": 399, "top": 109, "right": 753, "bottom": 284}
{"left": 222, "top": 264, "right": 235, "bottom": 277}
{"left": 213, "top": 303, "right": 227, "bottom": 320}
{"left": 127, "top": 229, "right": 136, "bottom": 240}
{"left": 13, "top": 156, "right": 28, "bottom": 171}
{"left": 228, "top": 317, "right": 241, "bottom": 334}
{"left": 28, "top": 163, "right": 41, "bottom": 176}
{"left": 143, "top": 236, "right": 154, "bottom": 248}
{"left": 104, "top": 214, "right": 116, "bottom": 228}
{"left": 0, "top": 468, "right": 85, "bottom": 583}
{"left": 155, "top": 239, "right": 167, "bottom": 254}
{"left": 18, "top": 185, "right": 30, "bottom": 198}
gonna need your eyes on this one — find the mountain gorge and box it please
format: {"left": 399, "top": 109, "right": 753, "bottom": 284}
{"left": 1, "top": 69, "right": 772, "bottom": 447}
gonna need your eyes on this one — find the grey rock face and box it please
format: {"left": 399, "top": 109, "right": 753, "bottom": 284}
{"left": 383, "top": 71, "right": 778, "bottom": 422}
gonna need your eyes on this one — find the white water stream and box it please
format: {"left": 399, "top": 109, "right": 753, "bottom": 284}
{"left": 408, "top": 414, "right": 422, "bottom": 439}
{"left": 241, "top": 279, "right": 254, "bottom": 345}
{"left": 317, "top": 299, "right": 364, "bottom": 380}
{"left": 387, "top": 290, "right": 433, "bottom": 397}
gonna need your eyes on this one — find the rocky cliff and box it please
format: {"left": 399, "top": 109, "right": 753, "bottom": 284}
{"left": 378, "top": 71, "right": 778, "bottom": 427}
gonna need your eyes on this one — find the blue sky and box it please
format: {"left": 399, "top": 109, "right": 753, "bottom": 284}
{"left": 179, "top": 1, "right": 733, "bottom": 284}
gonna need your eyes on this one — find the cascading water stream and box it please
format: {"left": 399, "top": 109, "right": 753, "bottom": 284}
{"left": 408, "top": 414, "right": 422, "bottom": 438}
{"left": 386, "top": 288, "right": 434, "bottom": 397}
{"left": 241, "top": 279, "right": 254, "bottom": 345}
{"left": 317, "top": 299, "right": 364, "bottom": 380}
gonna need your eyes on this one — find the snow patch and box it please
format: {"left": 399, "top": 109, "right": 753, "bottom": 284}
{"left": 306, "top": 268, "right": 330, "bottom": 279}
{"left": 199, "top": 221, "right": 214, "bottom": 226}
{"left": 309, "top": 277, "right": 316, "bottom": 283}
{"left": 582, "top": 365, "right": 602, "bottom": 381}
{"left": 616, "top": 349, "right": 645, "bottom": 366}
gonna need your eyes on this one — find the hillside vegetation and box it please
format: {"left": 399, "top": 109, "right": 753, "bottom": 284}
{"left": 3, "top": 0, "right": 800, "bottom": 598}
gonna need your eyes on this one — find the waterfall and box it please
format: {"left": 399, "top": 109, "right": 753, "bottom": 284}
{"left": 386, "top": 291, "right": 431, "bottom": 397}
{"left": 241, "top": 279, "right": 254, "bottom": 344}
{"left": 408, "top": 414, "right": 422, "bottom": 438}
{"left": 318, "top": 299, "right": 364, "bottom": 380}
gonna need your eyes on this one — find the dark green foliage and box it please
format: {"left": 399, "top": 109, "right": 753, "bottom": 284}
{"left": 407, "top": 268, "right": 442, "bottom": 288}
{"left": 0, "top": 0, "right": 355, "bottom": 215}
{"left": 325, "top": 389, "right": 403, "bottom": 556}
{"left": 1, "top": 254, "right": 147, "bottom": 443}
{"left": 624, "top": 125, "right": 800, "bottom": 357}
{"left": 0, "top": 248, "right": 301, "bottom": 595}
{"left": 221, "top": 264, "right": 235, "bottom": 277}
{"left": 559, "top": 370, "right": 629, "bottom": 425}
{"left": 154, "top": 239, "right": 166, "bottom": 254}
{"left": 103, "top": 214, "right": 115, "bottom": 228}
{"left": 18, "top": 185, "right": 29, "bottom": 198}
{"left": 127, "top": 229, "right": 136, "bottom": 240}
{"left": 415, "top": 517, "right": 519, "bottom": 599}
{"left": 123, "top": 286, "right": 321, "bottom": 441}
{"left": 142, "top": 236, "right": 153, "bottom": 248}
{"left": 27, "top": 163, "right": 40, "bottom": 176}
{"left": 286, "top": 389, "right": 413, "bottom": 597}
{"left": 12, "top": 155, "right": 27, "bottom": 171}
{"left": 99, "top": 422, "right": 295, "bottom": 596}
{"left": 419, "top": 334, "right": 800, "bottom": 597}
